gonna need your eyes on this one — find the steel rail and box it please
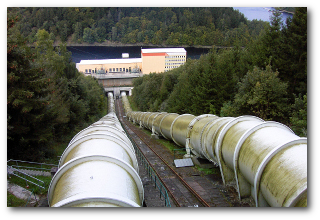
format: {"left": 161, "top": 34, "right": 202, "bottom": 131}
{"left": 122, "top": 121, "right": 181, "bottom": 207}
{"left": 129, "top": 124, "right": 210, "bottom": 207}
{"left": 116, "top": 98, "right": 210, "bottom": 207}
{"left": 115, "top": 98, "right": 181, "bottom": 207}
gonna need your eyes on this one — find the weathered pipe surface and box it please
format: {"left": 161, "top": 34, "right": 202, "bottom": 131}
{"left": 121, "top": 93, "right": 307, "bottom": 207}
{"left": 48, "top": 92, "right": 143, "bottom": 207}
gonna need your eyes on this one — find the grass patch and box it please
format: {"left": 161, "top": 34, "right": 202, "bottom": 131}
{"left": 195, "top": 166, "right": 220, "bottom": 175}
{"left": 138, "top": 125, "right": 184, "bottom": 154}
{"left": 7, "top": 190, "right": 26, "bottom": 207}
{"left": 127, "top": 96, "right": 139, "bottom": 111}
{"left": 131, "top": 122, "right": 222, "bottom": 176}
{"left": 7, "top": 174, "right": 52, "bottom": 195}
{"left": 7, "top": 191, "right": 26, "bottom": 207}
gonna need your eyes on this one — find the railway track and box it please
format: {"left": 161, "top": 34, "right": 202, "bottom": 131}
{"left": 115, "top": 98, "right": 234, "bottom": 207}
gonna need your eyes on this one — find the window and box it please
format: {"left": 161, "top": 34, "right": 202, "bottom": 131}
{"left": 85, "top": 69, "right": 88, "bottom": 73}
{"left": 109, "top": 68, "right": 112, "bottom": 72}
{"left": 120, "top": 68, "right": 122, "bottom": 72}
{"left": 113, "top": 68, "right": 115, "bottom": 72}
{"left": 116, "top": 68, "right": 118, "bottom": 72}
{"left": 89, "top": 69, "right": 91, "bottom": 73}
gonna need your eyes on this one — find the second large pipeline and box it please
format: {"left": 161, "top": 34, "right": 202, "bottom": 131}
{"left": 121, "top": 92, "right": 307, "bottom": 207}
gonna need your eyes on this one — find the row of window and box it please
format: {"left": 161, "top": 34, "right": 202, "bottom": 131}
{"left": 165, "top": 66, "right": 183, "bottom": 70}
{"left": 165, "top": 55, "right": 186, "bottom": 59}
{"left": 109, "top": 67, "right": 131, "bottom": 72}
{"left": 85, "top": 67, "right": 132, "bottom": 74}
{"left": 166, "top": 59, "right": 186, "bottom": 62}
{"left": 165, "top": 66, "right": 181, "bottom": 69}
{"left": 165, "top": 62, "right": 184, "bottom": 66}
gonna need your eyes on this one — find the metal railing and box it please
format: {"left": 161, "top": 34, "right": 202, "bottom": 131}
{"left": 7, "top": 165, "right": 45, "bottom": 190}
{"left": 91, "top": 73, "right": 143, "bottom": 79}
{"left": 7, "top": 159, "right": 58, "bottom": 172}
{"left": 115, "top": 105, "right": 171, "bottom": 207}
{"left": 25, "top": 189, "right": 38, "bottom": 207}
{"left": 137, "top": 150, "right": 171, "bottom": 207}
{"left": 7, "top": 159, "right": 57, "bottom": 206}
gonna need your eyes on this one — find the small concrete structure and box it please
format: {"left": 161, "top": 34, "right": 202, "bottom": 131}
{"left": 104, "top": 87, "right": 133, "bottom": 97}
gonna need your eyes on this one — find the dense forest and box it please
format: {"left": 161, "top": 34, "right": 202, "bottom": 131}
{"left": 7, "top": 7, "right": 307, "bottom": 163}
{"left": 7, "top": 15, "right": 108, "bottom": 161}
{"left": 131, "top": 8, "right": 307, "bottom": 137}
{"left": 8, "top": 7, "right": 268, "bottom": 47}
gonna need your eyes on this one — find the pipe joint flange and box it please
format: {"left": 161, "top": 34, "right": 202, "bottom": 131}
{"left": 170, "top": 114, "right": 193, "bottom": 147}
{"left": 232, "top": 120, "right": 296, "bottom": 200}
{"left": 215, "top": 116, "right": 264, "bottom": 184}
{"left": 253, "top": 138, "right": 307, "bottom": 207}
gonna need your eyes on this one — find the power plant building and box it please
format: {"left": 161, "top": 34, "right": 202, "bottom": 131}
{"left": 76, "top": 48, "right": 187, "bottom": 75}
{"left": 141, "top": 48, "right": 187, "bottom": 73}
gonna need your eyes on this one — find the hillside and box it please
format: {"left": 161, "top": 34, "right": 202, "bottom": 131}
{"left": 130, "top": 8, "right": 307, "bottom": 136}
{"left": 8, "top": 7, "right": 268, "bottom": 47}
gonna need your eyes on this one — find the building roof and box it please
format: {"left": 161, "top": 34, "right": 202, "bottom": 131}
{"left": 141, "top": 48, "right": 186, "bottom": 53}
{"left": 141, "top": 48, "right": 186, "bottom": 56}
{"left": 79, "top": 58, "right": 142, "bottom": 65}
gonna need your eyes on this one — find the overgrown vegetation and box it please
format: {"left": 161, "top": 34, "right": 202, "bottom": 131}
{"left": 7, "top": 14, "right": 108, "bottom": 162}
{"left": 131, "top": 8, "right": 307, "bottom": 137}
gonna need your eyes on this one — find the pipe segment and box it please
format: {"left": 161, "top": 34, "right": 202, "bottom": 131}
{"left": 48, "top": 92, "right": 144, "bottom": 207}
{"left": 120, "top": 93, "right": 307, "bottom": 207}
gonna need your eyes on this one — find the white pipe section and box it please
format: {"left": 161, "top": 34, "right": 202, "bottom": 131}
{"left": 121, "top": 93, "right": 307, "bottom": 207}
{"left": 48, "top": 92, "right": 144, "bottom": 207}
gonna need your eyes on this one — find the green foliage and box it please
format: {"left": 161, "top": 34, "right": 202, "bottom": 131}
{"left": 7, "top": 17, "right": 52, "bottom": 161}
{"left": 83, "top": 27, "right": 96, "bottom": 43}
{"left": 9, "top": 7, "right": 267, "bottom": 47}
{"left": 290, "top": 94, "right": 307, "bottom": 137}
{"left": 130, "top": 8, "right": 307, "bottom": 136}
{"left": 7, "top": 15, "right": 107, "bottom": 162}
{"left": 232, "top": 65, "right": 289, "bottom": 121}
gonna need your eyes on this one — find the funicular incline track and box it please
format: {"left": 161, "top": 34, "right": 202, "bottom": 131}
{"left": 115, "top": 98, "right": 240, "bottom": 207}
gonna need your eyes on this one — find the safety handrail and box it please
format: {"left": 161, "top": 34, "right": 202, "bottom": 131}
{"left": 25, "top": 189, "right": 38, "bottom": 207}
{"left": 116, "top": 103, "right": 171, "bottom": 207}
{"left": 7, "top": 159, "right": 58, "bottom": 172}
{"left": 7, "top": 165, "right": 45, "bottom": 190}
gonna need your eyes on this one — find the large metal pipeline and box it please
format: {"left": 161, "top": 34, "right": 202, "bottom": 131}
{"left": 121, "top": 93, "right": 307, "bottom": 207}
{"left": 48, "top": 92, "right": 144, "bottom": 207}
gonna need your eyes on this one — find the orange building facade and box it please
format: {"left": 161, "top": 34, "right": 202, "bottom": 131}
{"left": 76, "top": 48, "right": 187, "bottom": 75}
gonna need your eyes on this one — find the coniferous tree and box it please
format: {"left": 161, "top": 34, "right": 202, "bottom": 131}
{"left": 278, "top": 7, "right": 307, "bottom": 97}
{"left": 7, "top": 17, "right": 51, "bottom": 160}
{"left": 228, "top": 65, "right": 289, "bottom": 122}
